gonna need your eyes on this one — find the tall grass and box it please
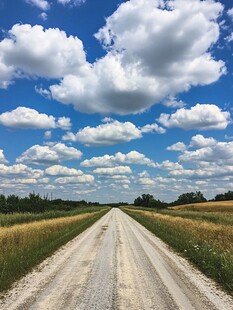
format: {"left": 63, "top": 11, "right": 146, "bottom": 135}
{"left": 126, "top": 206, "right": 233, "bottom": 225}
{"left": 170, "top": 200, "right": 233, "bottom": 212}
{"left": 0, "top": 208, "right": 109, "bottom": 293}
{"left": 123, "top": 208, "right": 233, "bottom": 295}
{"left": 160, "top": 209, "right": 233, "bottom": 225}
{"left": 0, "top": 206, "right": 106, "bottom": 227}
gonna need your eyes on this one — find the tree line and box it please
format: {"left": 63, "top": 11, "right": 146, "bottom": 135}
{"left": 0, "top": 192, "right": 100, "bottom": 214}
{"left": 134, "top": 190, "right": 233, "bottom": 209}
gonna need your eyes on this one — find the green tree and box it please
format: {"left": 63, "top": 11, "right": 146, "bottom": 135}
{"left": 134, "top": 194, "right": 154, "bottom": 207}
{"left": 174, "top": 191, "right": 207, "bottom": 206}
{"left": 7, "top": 195, "right": 20, "bottom": 213}
{"left": 0, "top": 194, "right": 8, "bottom": 213}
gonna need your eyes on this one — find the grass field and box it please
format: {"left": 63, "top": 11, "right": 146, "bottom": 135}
{"left": 0, "top": 206, "right": 107, "bottom": 227}
{"left": 169, "top": 200, "right": 233, "bottom": 212}
{"left": 123, "top": 204, "right": 233, "bottom": 295}
{"left": 0, "top": 207, "right": 110, "bottom": 293}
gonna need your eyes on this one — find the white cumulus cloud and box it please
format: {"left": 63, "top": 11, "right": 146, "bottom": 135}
{"left": 62, "top": 120, "right": 142, "bottom": 146}
{"left": 0, "top": 149, "right": 8, "bottom": 163}
{"left": 167, "top": 142, "right": 187, "bottom": 151}
{"left": 81, "top": 151, "right": 155, "bottom": 167}
{"left": 45, "top": 164, "right": 83, "bottom": 176}
{"left": 0, "top": 0, "right": 225, "bottom": 116}
{"left": 93, "top": 166, "right": 132, "bottom": 175}
{"left": 55, "top": 174, "right": 94, "bottom": 184}
{"left": 38, "top": 12, "right": 48, "bottom": 21}
{"left": 0, "top": 24, "right": 87, "bottom": 81}
{"left": 44, "top": 130, "right": 52, "bottom": 140}
{"left": 227, "top": 8, "right": 233, "bottom": 19}
{"left": 138, "top": 177, "right": 155, "bottom": 186}
{"left": 57, "top": 0, "right": 86, "bottom": 6}
{"left": 158, "top": 104, "right": 230, "bottom": 130}
{"left": 0, "top": 163, "right": 43, "bottom": 178}
{"left": 0, "top": 107, "right": 72, "bottom": 130}
{"left": 62, "top": 119, "right": 164, "bottom": 146}
{"left": 16, "top": 143, "right": 82, "bottom": 165}
{"left": 179, "top": 141, "right": 233, "bottom": 165}
{"left": 190, "top": 134, "right": 217, "bottom": 148}
{"left": 25, "top": 0, "right": 50, "bottom": 10}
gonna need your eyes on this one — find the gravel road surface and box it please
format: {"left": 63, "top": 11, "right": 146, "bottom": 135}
{"left": 1, "top": 208, "right": 232, "bottom": 310}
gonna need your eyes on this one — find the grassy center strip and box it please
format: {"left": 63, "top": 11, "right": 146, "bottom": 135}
{"left": 123, "top": 208, "right": 233, "bottom": 295}
{"left": 0, "top": 208, "right": 110, "bottom": 293}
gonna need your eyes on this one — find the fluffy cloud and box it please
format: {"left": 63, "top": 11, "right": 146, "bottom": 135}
{"left": 158, "top": 104, "right": 230, "bottom": 130}
{"left": 0, "top": 150, "right": 8, "bottom": 163}
{"left": 0, "top": 57, "right": 14, "bottom": 89}
{"left": 169, "top": 164, "right": 233, "bottom": 179}
{"left": 225, "top": 33, "right": 233, "bottom": 43}
{"left": 38, "top": 12, "right": 48, "bottom": 21}
{"left": 138, "top": 177, "right": 155, "bottom": 186}
{"left": 62, "top": 119, "right": 164, "bottom": 146}
{"left": 81, "top": 151, "right": 155, "bottom": 167}
{"left": 0, "top": 107, "right": 72, "bottom": 130}
{"left": 93, "top": 166, "right": 132, "bottom": 175}
{"left": 56, "top": 117, "right": 72, "bottom": 130}
{"left": 179, "top": 141, "right": 233, "bottom": 165}
{"left": 0, "top": 24, "right": 87, "bottom": 82}
{"left": 51, "top": 0, "right": 225, "bottom": 114}
{"left": 45, "top": 164, "right": 83, "bottom": 176}
{"left": 63, "top": 120, "right": 142, "bottom": 146}
{"left": 0, "top": 164, "right": 43, "bottom": 178}
{"left": 57, "top": 0, "right": 86, "bottom": 6}
{"left": 167, "top": 142, "right": 187, "bottom": 151}
{"left": 55, "top": 174, "right": 94, "bottom": 184}
{"left": 16, "top": 143, "right": 82, "bottom": 165}
{"left": 0, "top": 0, "right": 225, "bottom": 115}
{"left": 227, "top": 8, "right": 233, "bottom": 19}
{"left": 25, "top": 0, "right": 50, "bottom": 10}
{"left": 157, "top": 160, "right": 183, "bottom": 171}
{"left": 163, "top": 97, "right": 185, "bottom": 108}
{"left": 0, "top": 107, "right": 55, "bottom": 129}
{"left": 190, "top": 134, "right": 217, "bottom": 148}
{"left": 163, "top": 135, "right": 233, "bottom": 182}
{"left": 44, "top": 130, "right": 52, "bottom": 139}
{"left": 140, "top": 123, "right": 166, "bottom": 134}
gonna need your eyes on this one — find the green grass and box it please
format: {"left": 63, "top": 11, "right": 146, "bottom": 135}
{"left": 0, "top": 208, "right": 110, "bottom": 293}
{"left": 123, "top": 208, "right": 233, "bottom": 295}
{"left": 126, "top": 206, "right": 233, "bottom": 225}
{"left": 0, "top": 206, "right": 107, "bottom": 227}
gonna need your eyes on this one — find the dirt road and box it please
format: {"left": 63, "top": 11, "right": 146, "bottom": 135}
{"left": 1, "top": 208, "right": 232, "bottom": 309}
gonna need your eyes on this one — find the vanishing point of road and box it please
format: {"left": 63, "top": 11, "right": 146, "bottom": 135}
{"left": 1, "top": 208, "right": 232, "bottom": 310}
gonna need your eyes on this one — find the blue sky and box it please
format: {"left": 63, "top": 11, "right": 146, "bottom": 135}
{"left": 0, "top": 0, "right": 232, "bottom": 203}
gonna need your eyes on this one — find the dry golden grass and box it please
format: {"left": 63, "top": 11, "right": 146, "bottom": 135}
{"left": 126, "top": 209, "right": 233, "bottom": 249}
{"left": 0, "top": 213, "right": 92, "bottom": 252}
{"left": 0, "top": 209, "right": 109, "bottom": 292}
{"left": 169, "top": 200, "right": 233, "bottom": 212}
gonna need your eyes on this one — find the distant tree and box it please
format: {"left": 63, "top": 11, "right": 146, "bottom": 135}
{"left": 0, "top": 194, "right": 8, "bottom": 213}
{"left": 7, "top": 195, "right": 20, "bottom": 213}
{"left": 134, "top": 194, "right": 167, "bottom": 209}
{"left": 225, "top": 191, "right": 233, "bottom": 200}
{"left": 173, "top": 191, "right": 207, "bottom": 206}
{"left": 215, "top": 191, "right": 233, "bottom": 201}
{"left": 134, "top": 194, "right": 154, "bottom": 207}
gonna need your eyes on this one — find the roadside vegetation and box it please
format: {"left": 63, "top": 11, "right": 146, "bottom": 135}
{"left": 169, "top": 200, "right": 233, "bottom": 213}
{"left": 133, "top": 190, "right": 233, "bottom": 209}
{"left": 0, "top": 206, "right": 107, "bottom": 227}
{"left": 123, "top": 202, "right": 233, "bottom": 295}
{"left": 0, "top": 207, "right": 110, "bottom": 293}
